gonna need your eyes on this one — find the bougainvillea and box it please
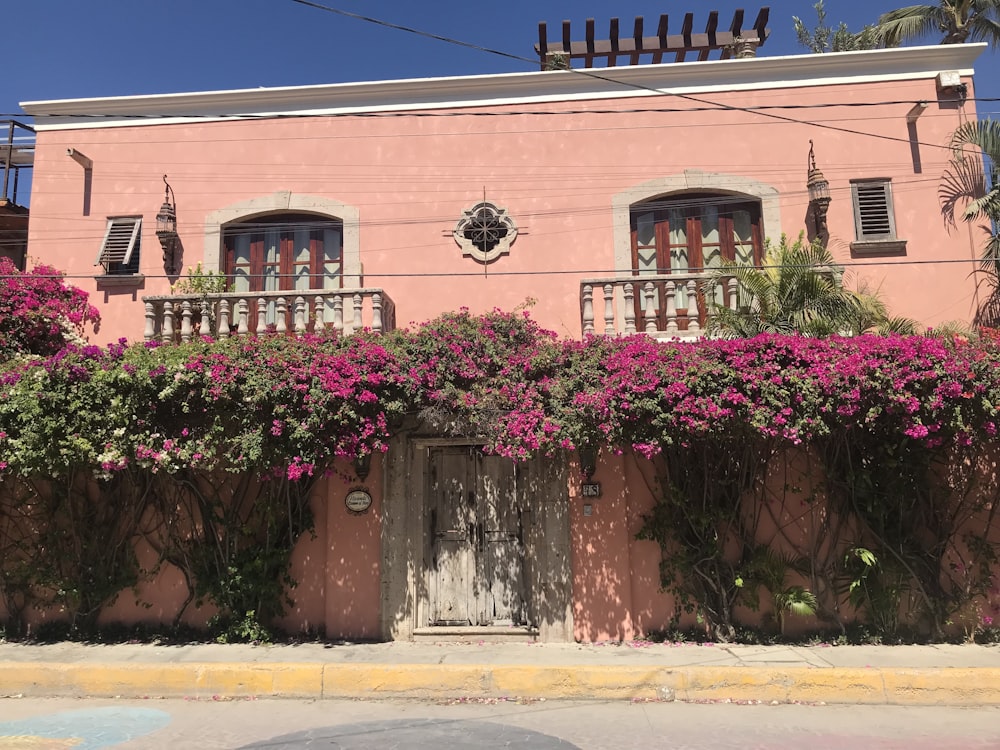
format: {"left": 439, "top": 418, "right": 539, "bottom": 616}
{"left": 4, "top": 307, "right": 1000, "bottom": 640}
{"left": 0, "top": 258, "right": 100, "bottom": 358}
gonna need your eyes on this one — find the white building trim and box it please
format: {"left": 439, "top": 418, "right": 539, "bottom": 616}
{"left": 23, "top": 44, "right": 985, "bottom": 131}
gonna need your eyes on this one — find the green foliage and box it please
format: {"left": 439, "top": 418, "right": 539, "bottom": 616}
{"left": 637, "top": 438, "right": 773, "bottom": 641}
{"left": 949, "top": 119, "right": 1000, "bottom": 276}
{"left": 793, "top": 1, "right": 880, "bottom": 52}
{"left": 170, "top": 262, "right": 231, "bottom": 295}
{"left": 874, "top": 0, "right": 1000, "bottom": 47}
{"left": 707, "top": 233, "right": 916, "bottom": 337}
{"left": 3, "top": 309, "right": 1000, "bottom": 642}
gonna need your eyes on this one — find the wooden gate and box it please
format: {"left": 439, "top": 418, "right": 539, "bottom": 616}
{"left": 427, "top": 446, "right": 526, "bottom": 626}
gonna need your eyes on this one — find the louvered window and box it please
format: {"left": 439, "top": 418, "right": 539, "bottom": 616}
{"left": 851, "top": 180, "right": 896, "bottom": 241}
{"left": 96, "top": 217, "right": 141, "bottom": 274}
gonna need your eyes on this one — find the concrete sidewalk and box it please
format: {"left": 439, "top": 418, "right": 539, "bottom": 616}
{"left": 2, "top": 640, "right": 1000, "bottom": 705}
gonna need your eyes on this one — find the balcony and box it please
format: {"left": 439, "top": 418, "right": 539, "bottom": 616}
{"left": 142, "top": 288, "right": 395, "bottom": 343}
{"left": 581, "top": 273, "right": 738, "bottom": 338}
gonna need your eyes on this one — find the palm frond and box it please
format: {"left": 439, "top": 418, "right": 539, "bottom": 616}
{"left": 969, "top": 14, "right": 1000, "bottom": 47}
{"left": 875, "top": 5, "right": 948, "bottom": 45}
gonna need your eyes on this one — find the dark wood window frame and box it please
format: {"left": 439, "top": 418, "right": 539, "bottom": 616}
{"left": 629, "top": 193, "right": 764, "bottom": 331}
{"left": 223, "top": 213, "right": 344, "bottom": 293}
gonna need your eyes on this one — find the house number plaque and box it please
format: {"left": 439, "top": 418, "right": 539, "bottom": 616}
{"left": 345, "top": 489, "right": 373, "bottom": 514}
{"left": 582, "top": 482, "right": 602, "bottom": 498}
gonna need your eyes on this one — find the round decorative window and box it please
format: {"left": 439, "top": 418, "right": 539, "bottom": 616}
{"left": 453, "top": 201, "right": 518, "bottom": 263}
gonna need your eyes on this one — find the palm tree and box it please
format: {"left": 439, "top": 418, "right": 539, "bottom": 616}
{"left": 874, "top": 1, "right": 1000, "bottom": 47}
{"left": 706, "top": 233, "right": 916, "bottom": 337}
{"left": 950, "top": 119, "right": 1000, "bottom": 273}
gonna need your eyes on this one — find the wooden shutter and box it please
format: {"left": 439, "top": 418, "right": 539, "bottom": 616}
{"left": 96, "top": 217, "right": 141, "bottom": 266}
{"left": 852, "top": 181, "right": 895, "bottom": 240}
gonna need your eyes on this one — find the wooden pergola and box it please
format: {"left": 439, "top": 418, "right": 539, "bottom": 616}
{"left": 535, "top": 8, "right": 770, "bottom": 69}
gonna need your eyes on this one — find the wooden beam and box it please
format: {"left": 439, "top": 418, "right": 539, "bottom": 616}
{"left": 676, "top": 13, "right": 693, "bottom": 62}
{"left": 585, "top": 17, "right": 595, "bottom": 68}
{"left": 533, "top": 8, "right": 771, "bottom": 68}
{"left": 631, "top": 16, "right": 643, "bottom": 66}
{"left": 753, "top": 7, "right": 770, "bottom": 40}
{"left": 700, "top": 11, "right": 719, "bottom": 61}
{"left": 653, "top": 14, "right": 668, "bottom": 64}
{"left": 608, "top": 17, "right": 619, "bottom": 67}
{"left": 537, "top": 21, "right": 548, "bottom": 69}
{"left": 730, "top": 8, "right": 745, "bottom": 36}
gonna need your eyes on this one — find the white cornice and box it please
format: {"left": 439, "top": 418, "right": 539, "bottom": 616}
{"left": 22, "top": 44, "right": 986, "bottom": 131}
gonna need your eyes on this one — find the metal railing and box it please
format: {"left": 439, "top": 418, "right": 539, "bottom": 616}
{"left": 0, "top": 120, "right": 34, "bottom": 206}
{"left": 142, "top": 288, "right": 395, "bottom": 343}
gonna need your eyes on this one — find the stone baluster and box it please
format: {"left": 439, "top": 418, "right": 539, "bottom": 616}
{"left": 237, "top": 299, "right": 249, "bottom": 337}
{"left": 373, "top": 293, "right": 384, "bottom": 333}
{"left": 664, "top": 281, "right": 678, "bottom": 335}
{"left": 581, "top": 284, "right": 595, "bottom": 335}
{"left": 199, "top": 299, "right": 211, "bottom": 337}
{"left": 314, "top": 296, "right": 325, "bottom": 333}
{"left": 294, "top": 296, "right": 307, "bottom": 334}
{"left": 162, "top": 301, "right": 174, "bottom": 343}
{"left": 727, "top": 278, "right": 739, "bottom": 311}
{"left": 643, "top": 282, "right": 657, "bottom": 334}
{"left": 276, "top": 297, "right": 288, "bottom": 334}
{"left": 353, "top": 293, "right": 363, "bottom": 335}
{"left": 603, "top": 284, "right": 614, "bottom": 335}
{"left": 180, "top": 300, "right": 193, "bottom": 343}
{"left": 218, "top": 299, "right": 231, "bottom": 339}
{"left": 623, "top": 283, "right": 636, "bottom": 334}
{"left": 333, "top": 294, "right": 344, "bottom": 334}
{"left": 687, "top": 280, "right": 701, "bottom": 334}
{"left": 144, "top": 302, "right": 155, "bottom": 341}
{"left": 256, "top": 298, "right": 267, "bottom": 334}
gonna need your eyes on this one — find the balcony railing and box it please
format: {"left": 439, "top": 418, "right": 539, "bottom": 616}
{"left": 581, "top": 273, "right": 739, "bottom": 338}
{"left": 142, "top": 288, "right": 395, "bottom": 343}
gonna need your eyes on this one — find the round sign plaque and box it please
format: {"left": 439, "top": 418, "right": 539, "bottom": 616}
{"left": 345, "top": 489, "right": 373, "bottom": 514}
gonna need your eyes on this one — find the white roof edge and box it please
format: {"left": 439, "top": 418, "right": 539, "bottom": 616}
{"left": 21, "top": 43, "right": 986, "bottom": 128}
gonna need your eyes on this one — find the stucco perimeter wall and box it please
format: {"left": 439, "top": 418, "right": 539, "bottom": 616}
{"left": 26, "top": 69, "right": 981, "bottom": 344}
{"left": 0, "top": 462, "right": 383, "bottom": 640}
{"left": 568, "top": 445, "right": 1000, "bottom": 643}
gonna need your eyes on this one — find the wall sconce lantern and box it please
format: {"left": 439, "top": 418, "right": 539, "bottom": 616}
{"left": 353, "top": 452, "right": 372, "bottom": 482}
{"left": 155, "top": 174, "right": 180, "bottom": 274}
{"left": 578, "top": 446, "right": 598, "bottom": 482}
{"left": 806, "top": 141, "right": 831, "bottom": 242}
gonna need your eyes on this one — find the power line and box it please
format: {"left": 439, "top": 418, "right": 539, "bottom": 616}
{"left": 4, "top": 254, "right": 998, "bottom": 285}
{"left": 284, "top": 0, "right": 978, "bottom": 152}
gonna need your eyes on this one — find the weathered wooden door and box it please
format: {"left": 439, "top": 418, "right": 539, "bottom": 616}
{"left": 427, "top": 447, "right": 526, "bottom": 626}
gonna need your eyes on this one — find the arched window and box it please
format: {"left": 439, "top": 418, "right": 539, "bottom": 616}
{"left": 223, "top": 213, "right": 343, "bottom": 294}
{"left": 629, "top": 193, "right": 763, "bottom": 329}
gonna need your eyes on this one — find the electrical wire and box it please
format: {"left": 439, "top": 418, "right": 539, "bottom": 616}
{"left": 283, "top": 0, "right": 981, "bottom": 152}
{"left": 3, "top": 253, "right": 998, "bottom": 284}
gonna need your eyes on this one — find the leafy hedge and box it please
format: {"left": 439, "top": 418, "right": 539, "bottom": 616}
{"left": 3, "top": 309, "right": 1000, "bottom": 640}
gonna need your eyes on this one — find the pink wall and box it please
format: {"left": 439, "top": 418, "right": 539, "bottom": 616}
{"left": 26, "top": 76, "right": 981, "bottom": 345}
{"left": 321, "top": 457, "right": 383, "bottom": 640}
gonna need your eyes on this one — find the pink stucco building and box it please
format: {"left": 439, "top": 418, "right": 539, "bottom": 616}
{"left": 15, "top": 39, "right": 990, "bottom": 641}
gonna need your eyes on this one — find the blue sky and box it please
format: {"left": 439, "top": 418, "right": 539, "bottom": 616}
{"left": 5, "top": 1, "right": 997, "bottom": 110}
{"left": 2, "top": 0, "right": 996, "bottom": 209}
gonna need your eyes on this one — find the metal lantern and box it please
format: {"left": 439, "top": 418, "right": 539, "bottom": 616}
{"left": 806, "top": 141, "right": 831, "bottom": 240}
{"left": 155, "top": 174, "right": 179, "bottom": 272}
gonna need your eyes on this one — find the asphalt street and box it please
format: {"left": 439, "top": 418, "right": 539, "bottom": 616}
{"left": 3, "top": 698, "right": 1000, "bottom": 749}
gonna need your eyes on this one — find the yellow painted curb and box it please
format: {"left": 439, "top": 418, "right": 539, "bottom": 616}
{"left": 3, "top": 662, "right": 1000, "bottom": 705}
{"left": 0, "top": 662, "right": 323, "bottom": 698}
